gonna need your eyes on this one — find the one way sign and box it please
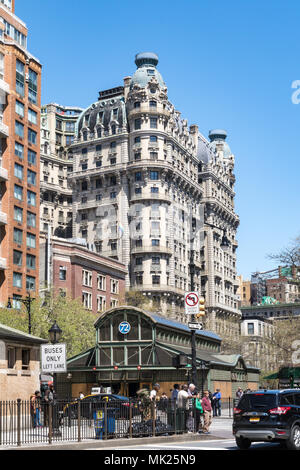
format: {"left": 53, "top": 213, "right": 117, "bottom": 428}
{"left": 188, "top": 322, "right": 203, "bottom": 330}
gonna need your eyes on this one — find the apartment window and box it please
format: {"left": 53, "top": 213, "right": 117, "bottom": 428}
{"left": 81, "top": 148, "right": 87, "bottom": 155}
{"left": 27, "top": 190, "right": 36, "bottom": 206}
{"left": 136, "top": 275, "right": 143, "bottom": 285}
{"left": 96, "top": 194, "right": 102, "bottom": 201}
{"left": 96, "top": 144, "right": 102, "bottom": 152}
{"left": 150, "top": 171, "right": 159, "bottom": 180}
{"left": 152, "top": 275, "right": 160, "bottom": 285}
{"left": 65, "top": 121, "right": 75, "bottom": 132}
{"left": 134, "top": 102, "right": 140, "bottom": 108}
{"left": 95, "top": 179, "right": 102, "bottom": 189}
{"left": 59, "top": 266, "right": 66, "bottom": 281}
{"left": 150, "top": 135, "right": 157, "bottom": 142}
{"left": 7, "top": 347, "right": 16, "bottom": 369}
{"left": 134, "top": 136, "right": 141, "bottom": 143}
{"left": 28, "top": 149, "right": 36, "bottom": 165}
{"left": 135, "top": 257, "right": 143, "bottom": 265}
{"left": 152, "top": 256, "right": 160, "bottom": 265}
{"left": 15, "top": 142, "right": 24, "bottom": 159}
{"left": 28, "top": 108, "right": 37, "bottom": 125}
{"left": 14, "top": 184, "right": 23, "bottom": 201}
{"left": 110, "top": 278, "right": 119, "bottom": 294}
{"left": 13, "top": 250, "right": 22, "bottom": 266}
{"left": 28, "top": 169, "right": 36, "bottom": 186}
{"left": 110, "top": 141, "right": 116, "bottom": 149}
{"left": 82, "top": 291, "right": 92, "bottom": 310}
{"left": 152, "top": 239, "right": 160, "bottom": 246}
{"left": 135, "top": 172, "right": 142, "bottom": 182}
{"left": 26, "top": 254, "right": 36, "bottom": 270}
{"left": 82, "top": 269, "right": 92, "bottom": 287}
{"left": 97, "top": 295, "right": 106, "bottom": 312}
{"left": 96, "top": 160, "right": 102, "bottom": 168}
{"left": 151, "top": 187, "right": 159, "bottom": 193}
{"left": 81, "top": 163, "right": 87, "bottom": 170}
{"left": 26, "top": 275, "right": 36, "bottom": 291}
{"left": 110, "top": 298, "right": 118, "bottom": 308}
{"left": 22, "top": 349, "right": 30, "bottom": 370}
{"left": 135, "top": 187, "right": 142, "bottom": 194}
{"left": 81, "top": 181, "right": 88, "bottom": 191}
{"left": 111, "top": 124, "right": 116, "bottom": 135}
{"left": 110, "top": 191, "right": 117, "bottom": 199}
{"left": 149, "top": 101, "right": 157, "bottom": 108}
{"left": 13, "top": 228, "right": 23, "bottom": 244}
{"left": 0, "top": 52, "right": 3, "bottom": 80}
{"left": 27, "top": 211, "right": 36, "bottom": 228}
{"left": 16, "top": 60, "right": 25, "bottom": 96}
{"left": 134, "top": 152, "right": 141, "bottom": 161}
{"left": 15, "top": 100, "right": 24, "bottom": 117}
{"left": 14, "top": 206, "right": 23, "bottom": 222}
{"left": 15, "top": 121, "right": 24, "bottom": 138}
{"left": 97, "top": 274, "right": 106, "bottom": 291}
{"left": 14, "top": 163, "right": 23, "bottom": 179}
{"left": 66, "top": 135, "right": 74, "bottom": 146}
{"left": 28, "top": 69, "right": 38, "bottom": 104}
{"left": 247, "top": 323, "right": 255, "bottom": 335}
{"left": 13, "top": 271, "right": 22, "bottom": 288}
{"left": 26, "top": 232, "right": 36, "bottom": 248}
{"left": 134, "top": 118, "right": 141, "bottom": 130}
{"left": 28, "top": 128, "right": 37, "bottom": 145}
{"left": 150, "top": 117, "right": 157, "bottom": 129}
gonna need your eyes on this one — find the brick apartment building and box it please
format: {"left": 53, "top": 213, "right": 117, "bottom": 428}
{"left": 0, "top": 0, "right": 41, "bottom": 307}
{"left": 40, "top": 236, "right": 127, "bottom": 314}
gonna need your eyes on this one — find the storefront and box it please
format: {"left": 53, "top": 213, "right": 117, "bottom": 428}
{"left": 57, "top": 307, "right": 260, "bottom": 399}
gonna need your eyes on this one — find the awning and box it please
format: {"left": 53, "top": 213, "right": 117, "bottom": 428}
{"left": 263, "top": 372, "right": 279, "bottom": 379}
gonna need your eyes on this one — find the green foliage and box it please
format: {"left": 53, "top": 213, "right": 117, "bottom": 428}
{"left": 0, "top": 293, "right": 98, "bottom": 359}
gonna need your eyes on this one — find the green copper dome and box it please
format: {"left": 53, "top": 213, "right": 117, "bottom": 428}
{"left": 130, "top": 52, "right": 165, "bottom": 89}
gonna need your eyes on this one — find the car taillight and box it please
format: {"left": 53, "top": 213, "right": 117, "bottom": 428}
{"left": 233, "top": 408, "right": 242, "bottom": 415}
{"left": 269, "top": 406, "right": 291, "bottom": 415}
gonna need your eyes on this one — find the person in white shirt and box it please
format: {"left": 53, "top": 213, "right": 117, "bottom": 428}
{"left": 150, "top": 383, "right": 160, "bottom": 400}
{"left": 177, "top": 384, "right": 189, "bottom": 432}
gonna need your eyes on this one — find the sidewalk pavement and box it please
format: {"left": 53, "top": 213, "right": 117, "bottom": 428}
{"left": 4, "top": 418, "right": 232, "bottom": 451}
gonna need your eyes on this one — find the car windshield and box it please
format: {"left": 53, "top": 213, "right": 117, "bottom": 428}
{"left": 238, "top": 393, "right": 278, "bottom": 410}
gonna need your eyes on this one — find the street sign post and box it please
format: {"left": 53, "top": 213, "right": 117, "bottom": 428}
{"left": 185, "top": 291, "right": 199, "bottom": 315}
{"left": 188, "top": 322, "right": 203, "bottom": 330}
{"left": 41, "top": 343, "right": 67, "bottom": 373}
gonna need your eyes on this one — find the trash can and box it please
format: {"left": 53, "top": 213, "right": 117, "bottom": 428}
{"left": 94, "top": 409, "right": 116, "bottom": 439}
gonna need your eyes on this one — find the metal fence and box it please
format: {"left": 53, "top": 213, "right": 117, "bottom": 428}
{"left": 0, "top": 397, "right": 237, "bottom": 447}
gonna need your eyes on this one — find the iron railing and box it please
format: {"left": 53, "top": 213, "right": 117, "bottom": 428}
{"left": 0, "top": 397, "right": 237, "bottom": 447}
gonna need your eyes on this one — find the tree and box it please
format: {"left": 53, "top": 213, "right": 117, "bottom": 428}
{"left": 267, "top": 235, "right": 300, "bottom": 267}
{"left": 0, "top": 293, "right": 98, "bottom": 358}
{"left": 125, "top": 290, "right": 151, "bottom": 309}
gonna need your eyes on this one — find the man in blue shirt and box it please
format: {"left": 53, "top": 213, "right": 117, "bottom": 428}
{"left": 212, "top": 389, "right": 222, "bottom": 417}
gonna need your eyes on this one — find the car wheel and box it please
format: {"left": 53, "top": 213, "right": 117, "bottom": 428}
{"left": 286, "top": 425, "right": 300, "bottom": 450}
{"left": 235, "top": 436, "right": 252, "bottom": 450}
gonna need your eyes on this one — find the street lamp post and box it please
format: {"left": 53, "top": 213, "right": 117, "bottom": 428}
{"left": 48, "top": 320, "right": 62, "bottom": 436}
{"left": 7, "top": 293, "right": 35, "bottom": 335}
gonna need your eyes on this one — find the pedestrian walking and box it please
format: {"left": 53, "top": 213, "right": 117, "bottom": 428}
{"left": 212, "top": 389, "right": 221, "bottom": 417}
{"left": 201, "top": 390, "right": 212, "bottom": 434}
{"left": 236, "top": 387, "right": 243, "bottom": 399}
{"left": 171, "top": 384, "right": 179, "bottom": 404}
{"left": 187, "top": 384, "right": 197, "bottom": 433}
{"left": 177, "top": 384, "right": 189, "bottom": 432}
{"left": 30, "top": 391, "right": 42, "bottom": 428}
{"left": 150, "top": 383, "right": 160, "bottom": 401}
{"left": 195, "top": 392, "right": 204, "bottom": 433}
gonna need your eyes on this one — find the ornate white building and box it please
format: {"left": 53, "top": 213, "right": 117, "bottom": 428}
{"left": 67, "top": 53, "right": 240, "bottom": 333}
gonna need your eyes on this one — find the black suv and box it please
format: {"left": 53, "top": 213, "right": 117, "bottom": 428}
{"left": 233, "top": 389, "right": 300, "bottom": 450}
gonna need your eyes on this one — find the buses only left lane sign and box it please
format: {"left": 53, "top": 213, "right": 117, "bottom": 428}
{"left": 41, "top": 343, "right": 67, "bottom": 373}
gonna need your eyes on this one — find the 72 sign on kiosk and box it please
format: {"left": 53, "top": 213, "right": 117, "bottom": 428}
{"left": 184, "top": 292, "right": 199, "bottom": 315}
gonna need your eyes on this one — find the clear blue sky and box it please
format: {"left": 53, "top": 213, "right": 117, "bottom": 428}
{"left": 16, "top": 0, "right": 300, "bottom": 279}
